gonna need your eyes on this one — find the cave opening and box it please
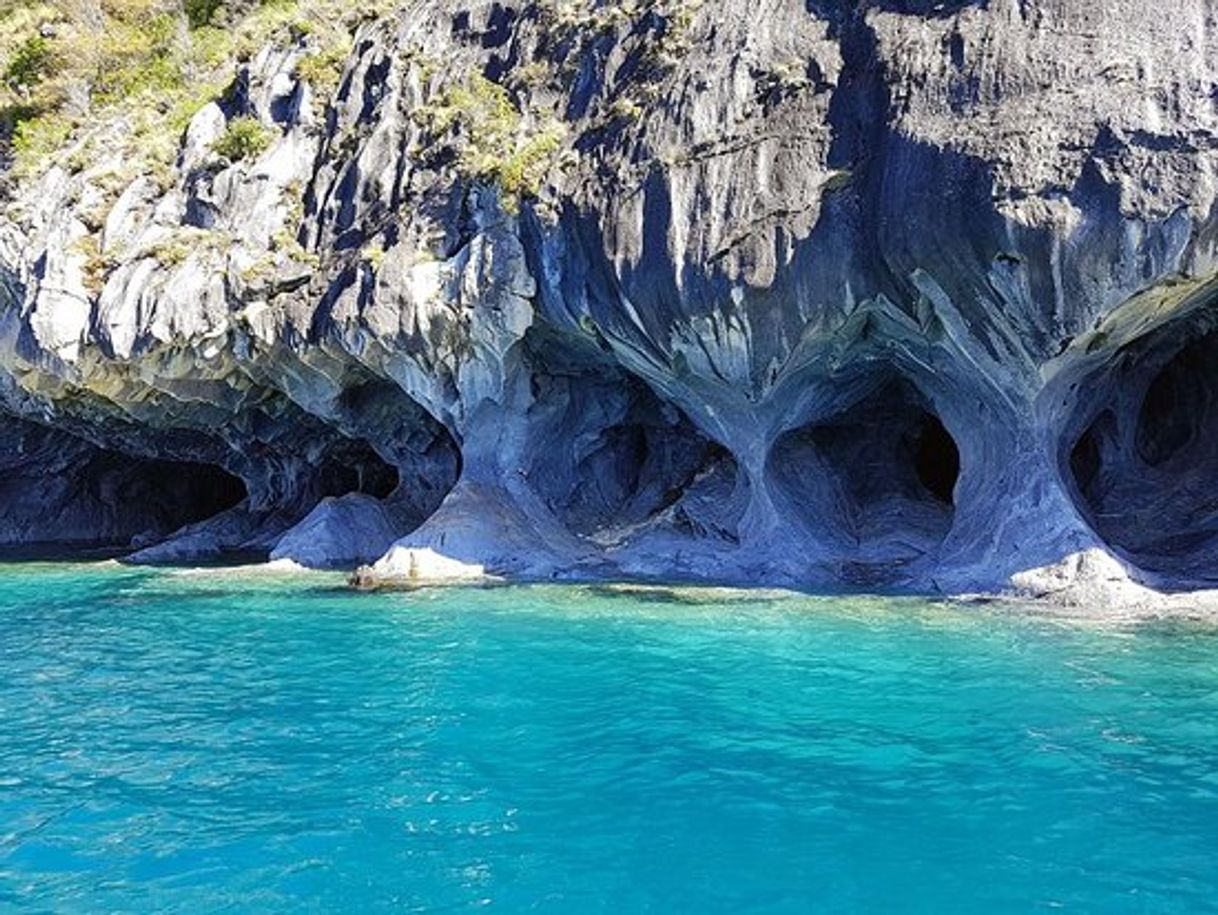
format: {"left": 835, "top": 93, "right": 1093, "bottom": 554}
{"left": 1069, "top": 411, "right": 1106, "bottom": 495}
{"left": 543, "top": 386, "right": 738, "bottom": 538}
{"left": 522, "top": 348, "right": 743, "bottom": 543}
{"left": 317, "top": 439, "right": 401, "bottom": 500}
{"left": 326, "top": 379, "right": 463, "bottom": 529}
{"left": 915, "top": 414, "right": 961, "bottom": 504}
{"left": 1067, "top": 328, "right": 1218, "bottom": 579}
{"left": 87, "top": 453, "right": 249, "bottom": 537}
{"left": 0, "top": 418, "right": 248, "bottom": 549}
{"left": 769, "top": 378, "right": 960, "bottom": 564}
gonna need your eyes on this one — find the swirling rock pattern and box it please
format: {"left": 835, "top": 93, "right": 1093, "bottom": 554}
{"left": 4, "top": 0, "right": 1218, "bottom": 600}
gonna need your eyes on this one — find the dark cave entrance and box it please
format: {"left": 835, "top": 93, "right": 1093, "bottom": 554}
{"left": 1067, "top": 328, "right": 1218, "bottom": 579}
{"left": 521, "top": 339, "right": 743, "bottom": 543}
{"left": 769, "top": 378, "right": 960, "bottom": 563}
{"left": 317, "top": 439, "right": 401, "bottom": 500}
{"left": 0, "top": 418, "right": 249, "bottom": 548}
{"left": 86, "top": 452, "right": 249, "bottom": 537}
{"left": 324, "top": 379, "right": 463, "bottom": 531}
{"left": 555, "top": 419, "right": 736, "bottom": 538}
{"left": 538, "top": 384, "right": 739, "bottom": 538}
{"left": 915, "top": 414, "right": 961, "bottom": 504}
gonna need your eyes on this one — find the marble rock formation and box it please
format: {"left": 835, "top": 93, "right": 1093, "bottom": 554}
{"left": 4, "top": 0, "right": 1218, "bottom": 607}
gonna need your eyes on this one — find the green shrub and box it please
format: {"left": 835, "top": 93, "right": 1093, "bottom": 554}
{"left": 294, "top": 41, "right": 349, "bottom": 93}
{"left": 211, "top": 116, "right": 273, "bottom": 161}
{"left": 184, "top": 0, "right": 225, "bottom": 29}
{"left": 361, "top": 241, "right": 386, "bottom": 270}
{"left": 415, "top": 72, "right": 566, "bottom": 210}
{"left": 10, "top": 112, "right": 73, "bottom": 177}
{"left": 72, "top": 235, "right": 116, "bottom": 293}
{"left": 148, "top": 238, "right": 193, "bottom": 267}
{"left": 608, "top": 96, "right": 642, "bottom": 122}
{"left": 499, "top": 123, "right": 565, "bottom": 205}
{"left": 4, "top": 35, "right": 56, "bottom": 89}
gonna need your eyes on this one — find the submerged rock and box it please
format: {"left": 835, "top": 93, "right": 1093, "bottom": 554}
{"left": 2, "top": 1, "right": 1218, "bottom": 611}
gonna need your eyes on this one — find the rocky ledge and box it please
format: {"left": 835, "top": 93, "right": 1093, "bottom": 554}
{"left": 3, "top": 0, "right": 1218, "bottom": 611}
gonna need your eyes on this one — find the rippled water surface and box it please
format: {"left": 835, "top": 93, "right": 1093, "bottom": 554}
{"left": 2, "top": 564, "right": 1218, "bottom": 912}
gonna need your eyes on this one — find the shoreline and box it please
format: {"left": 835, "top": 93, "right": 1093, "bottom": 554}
{"left": 8, "top": 546, "right": 1218, "bottom": 626}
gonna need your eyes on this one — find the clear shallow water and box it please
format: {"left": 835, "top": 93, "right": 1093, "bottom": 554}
{"left": 1, "top": 565, "right": 1217, "bottom": 913}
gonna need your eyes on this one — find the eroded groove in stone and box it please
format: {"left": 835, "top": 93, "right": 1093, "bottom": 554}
{"left": 315, "top": 439, "right": 400, "bottom": 501}
{"left": 330, "top": 379, "right": 464, "bottom": 532}
{"left": 525, "top": 358, "right": 739, "bottom": 543}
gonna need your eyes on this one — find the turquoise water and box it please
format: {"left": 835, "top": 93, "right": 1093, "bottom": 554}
{"left": 1, "top": 565, "right": 1217, "bottom": 912}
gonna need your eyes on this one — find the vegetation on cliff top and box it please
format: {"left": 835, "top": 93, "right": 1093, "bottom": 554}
{"left": 0, "top": 0, "right": 377, "bottom": 177}
{"left": 0, "top": 0, "right": 711, "bottom": 240}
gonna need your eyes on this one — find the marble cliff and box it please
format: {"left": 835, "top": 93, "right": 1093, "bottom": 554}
{"left": 3, "top": 0, "right": 1218, "bottom": 602}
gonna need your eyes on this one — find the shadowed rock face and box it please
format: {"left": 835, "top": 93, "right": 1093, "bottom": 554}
{"left": 770, "top": 379, "right": 959, "bottom": 575}
{"left": 520, "top": 331, "right": 737, "bottom": 540}
{"left": 3, "top": 0, "right": 1218, "bottom": 594}
{"left": 0, "top": 418, "right": 247, "bottom": 547}
{"left": 1067, "top": 320, "right": 1218, "bottom": 587}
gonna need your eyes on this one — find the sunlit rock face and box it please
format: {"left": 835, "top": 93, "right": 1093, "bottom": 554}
{"left": 3, "top": 0, "right": 1218, "bottom": 598}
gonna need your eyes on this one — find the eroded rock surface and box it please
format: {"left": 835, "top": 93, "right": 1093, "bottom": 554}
{"left": 3, "top": 0, "right": 1218, "bottom": 607}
